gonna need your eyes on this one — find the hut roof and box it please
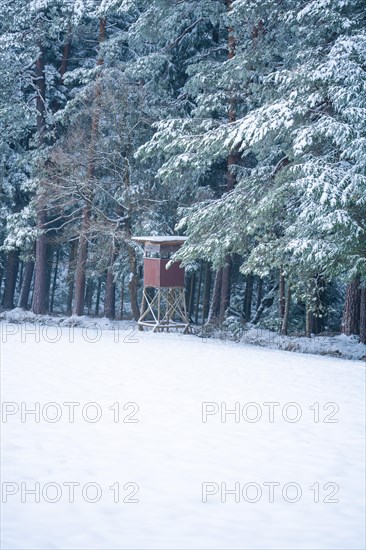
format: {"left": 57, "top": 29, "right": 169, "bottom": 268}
{"left": 132, "top": 236, "right": 187, "bottom": 246}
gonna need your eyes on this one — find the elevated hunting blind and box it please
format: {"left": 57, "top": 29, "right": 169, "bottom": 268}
{"left": 132, "top": 236, "right": 190, "bottom": 333}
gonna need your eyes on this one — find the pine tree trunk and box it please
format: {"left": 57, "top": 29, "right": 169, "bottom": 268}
{"left": 32, "top": 212, "right": 48, "bottom": 314}
{"left": 281, "top": 283, "right": 291, "bottom": 335}
{"left": 17, "top": 261, "right": 24, "bottom": 295}
{"left": 194, "top": 261, "right": 203, "bottom": 324}
{"left": 95, "top": 277, "right": 102, "bottom": 317}
{"left": 256, "top": 278, "right": 263, "bottom": 310}
{"left": 359, "top": 288, "right": 366, "bottom": 345}
{"left": 104, "top": 270, "right": 116, "bottom": 319}
{"left": 73, "top": 18, "right": 106, "bottom": 316}
{"left": 32, "top": 46, "right": 47, "bottom": 315}
{"left": 2, "top": 250, "right": 19, "bottom": 310}
{"left": 208, "top": 268, "right": 222, "bottom": 323}
{"left": 342, "top": 277, "right": 361, "bottom": 336}
{"left": 219, "top": 258, "right": 232, "bottom": 322}
{"left": 66, "top": 241, "right": 76, "bottom": 315}
{"left": 279, "top": 272, "right": 285, "bottom": 320}
{"left": 0, "top": 259, "right": 4, "bottom": 297}
{"left": 202, "top": 262, "right": 212, "bottom": 322}
{"left": 59, "top": 31, "right": 72, "bottom": 81}
{"left": 120, "top": 276, "right": 125, "bottom": 320}
{"left": 49, "top": 249, "right": 59, "bottom": 313}
{"left": 127, "top": 241, "right": 140, "bottom": 321}
{"left": 218, "top": 1, "right": 237, "bottom": 323}
{"left": 44, "top": 244, "right": 54, "bottom": 312}
{"left": 19, "top": 260, "right": 34, "bottom": 309}
{"left": 243, "top": 273, "right": 254, "bottom": 322}
{"left": 86, "top": 279, "right": 94, "bottom": 315}
{"left": 305, "top": 298, "right": 312, "bottom": 338}
{"left": 188, "top": 272, "right": 196, "bottom": 319}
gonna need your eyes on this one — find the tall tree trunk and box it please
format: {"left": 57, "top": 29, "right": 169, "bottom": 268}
{"left": 104, "top": 270, "right": 116, "bottom": 319}
{"left": 17, "top": 261, "right": 24, "bottom": 295}
{"left": 188, "top": 272, "right": 196, "bottom": 319}
{"left": 311, "top": 277, "right": 327, "bottom": 335}
{"left": 59, "top": 31, "right": 72, "bottom": 80}
{"left": 279, "top": 272, "right": 285, "bottom": 320}
{"left": 32, "top": 46, "right": 47, "bottom": 315}
{"left": 73, "top": 18, "right": 106, "bottom": 316}
{"left": 2, "top": 250, "right": 19, "bottom": 310}
{"left": 50, "top": 249, "right": 59, "bottom": 313}
{"left": 73, "top": 204, "right": 91, "bottom": 316}
{"left": 120, "top": 276, "right": 125, "bottom": 320}
{"left": 305, "top": 303, "right": 312, "bottom": 338}
{"left": 256, "top": 278, "right": 263, "bottom": 310}
{"left": 342, "top": 277, "right": 361, "bottom": 336}
{"left": 194, "top": 261, "right": 203, "bottom": 324}
{"left": 19, "top": 260, "right": 34, "bottom": 309}
{"left": 95, "top": 276, "right": 102, "bottom": 317}
{"left": 202, "top": 262, "right": 212, "bottom": 322}
{"left": 219, "top": 260, "right": 231, "bottom": 322}
{"left": 243, "top": 273, "right": 254, "bottom": 322}
{"left": 66, "top": 241, "right": 76, "bottom": 315}
{"left": 359, "top": 287, "right": 366, "bottom": 345}
{"left": 281, "top": 283, "right": 291, "bottom": 336}
{"left": 208, "top": 268, "right": 222, "bottom": 323}
{"left": 218, "top": 0, "right": 238, "bottom": 322}
{"left": 127, "top": 240, "right": 140, "bottom": 321}
{"left": 86, "top": 279, "right": 94, "bottom": 315}
{"left": 0, "top": 253, "right": 4, "bottom": 294}
{"left": 44, "top": 244, "right": 54, "bottom": 312}
{"left": 0, "top": 266, "right": 4, "bottom": 299}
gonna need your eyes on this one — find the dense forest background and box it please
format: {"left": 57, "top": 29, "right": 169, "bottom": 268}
{"left": 0, "top": 0, "right": 365, "bottom": 342}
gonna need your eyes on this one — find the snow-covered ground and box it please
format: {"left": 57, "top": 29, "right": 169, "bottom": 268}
{"left": 2, "top": 308, "right": 365, "bottom": 360}
{"left": 0, "top": 320, "right": 365, "bottom": 550}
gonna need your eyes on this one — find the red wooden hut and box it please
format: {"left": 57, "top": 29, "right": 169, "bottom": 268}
{"left": 132, "top": 236, "right": 190, "bottom": 332}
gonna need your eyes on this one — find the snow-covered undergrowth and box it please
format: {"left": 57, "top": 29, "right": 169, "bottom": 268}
{"left": 1, "top": 319, "right": 365, "bottom": 550}
{"left": 240, "top": 327, "right": 366, "bottom": 361}
{"left": 1, "top": 308, "right": 365, "bottom": 361}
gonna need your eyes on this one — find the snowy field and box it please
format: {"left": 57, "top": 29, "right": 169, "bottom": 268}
{"left": 1, "top": 320, "right": 365, "bottom": 550}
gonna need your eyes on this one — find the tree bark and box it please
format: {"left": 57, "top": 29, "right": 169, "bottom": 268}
{"left": 86, "top": 279, "right": 94, "bottom": 315}
{"left": 256, "top": 278, "right": 263, "bottom": 310}
{"left": 104, "top": 269, "right": 116, "bottom": 319}
{"left": 126, "top": 240, "right": 140, "bottom": 321}
{"left": 359, "top": 287, "right": 366, "bottom": 345}
{"left": 95, "top": 277, "right": 102, "bottom": 317}
{"left": 32, "top": 46, "right": 48, "bottom": 315}
{"left": 217, "top": 1, "right": 238, "bottom": 322}
{"left": 219, "top": 259, "right": 232, "bottom": 322}
{"left": 194, "top": 261, "right": 203, "bottom": 324}
{"left": 188, "top": 272, "right": 196, "bottom": 319}
{"left": 279, "top": 272, "right": 285, "bottom": 320}
{"left": 60, "top": 31, "right": 72, "bottom": 80}
{"left": 202, "top": 262, "right": 212, "bottom": 322}
{"left": 281, "top": 283, "right": 291, "bottom": 335}
{"left": 73, "top": 18, "right": 106, "bottom": 316}
{"left": 44, "top": 244, "right": 54, "bottom": 312}
{"left": 120, "top": 276, "right": 125, "bottom": 320}
{"left": 2, "top": 250, "right": 20, "bottom": 310}
{"left": 342, "top": 277, "right": 361, "bottom": 336}
{"left": 66, "top": 241, "right": 76, "bottom": 315}
{"left": 17, "top": 261, "right": 24, "bottom": 295}
{"left": 19, "top": 260, "right": 34, "bottom": 309}
{"left": 49, "top": 249, "right": 60, "bottom": 313}
{"left": 243, "top": 273, "right": 254, "bottom": 322}
{"left": 208, "top": 268, "right": 222, "bottom": 323}
{"left": 0, "top": 263, "right": 4, "bottom": 297}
